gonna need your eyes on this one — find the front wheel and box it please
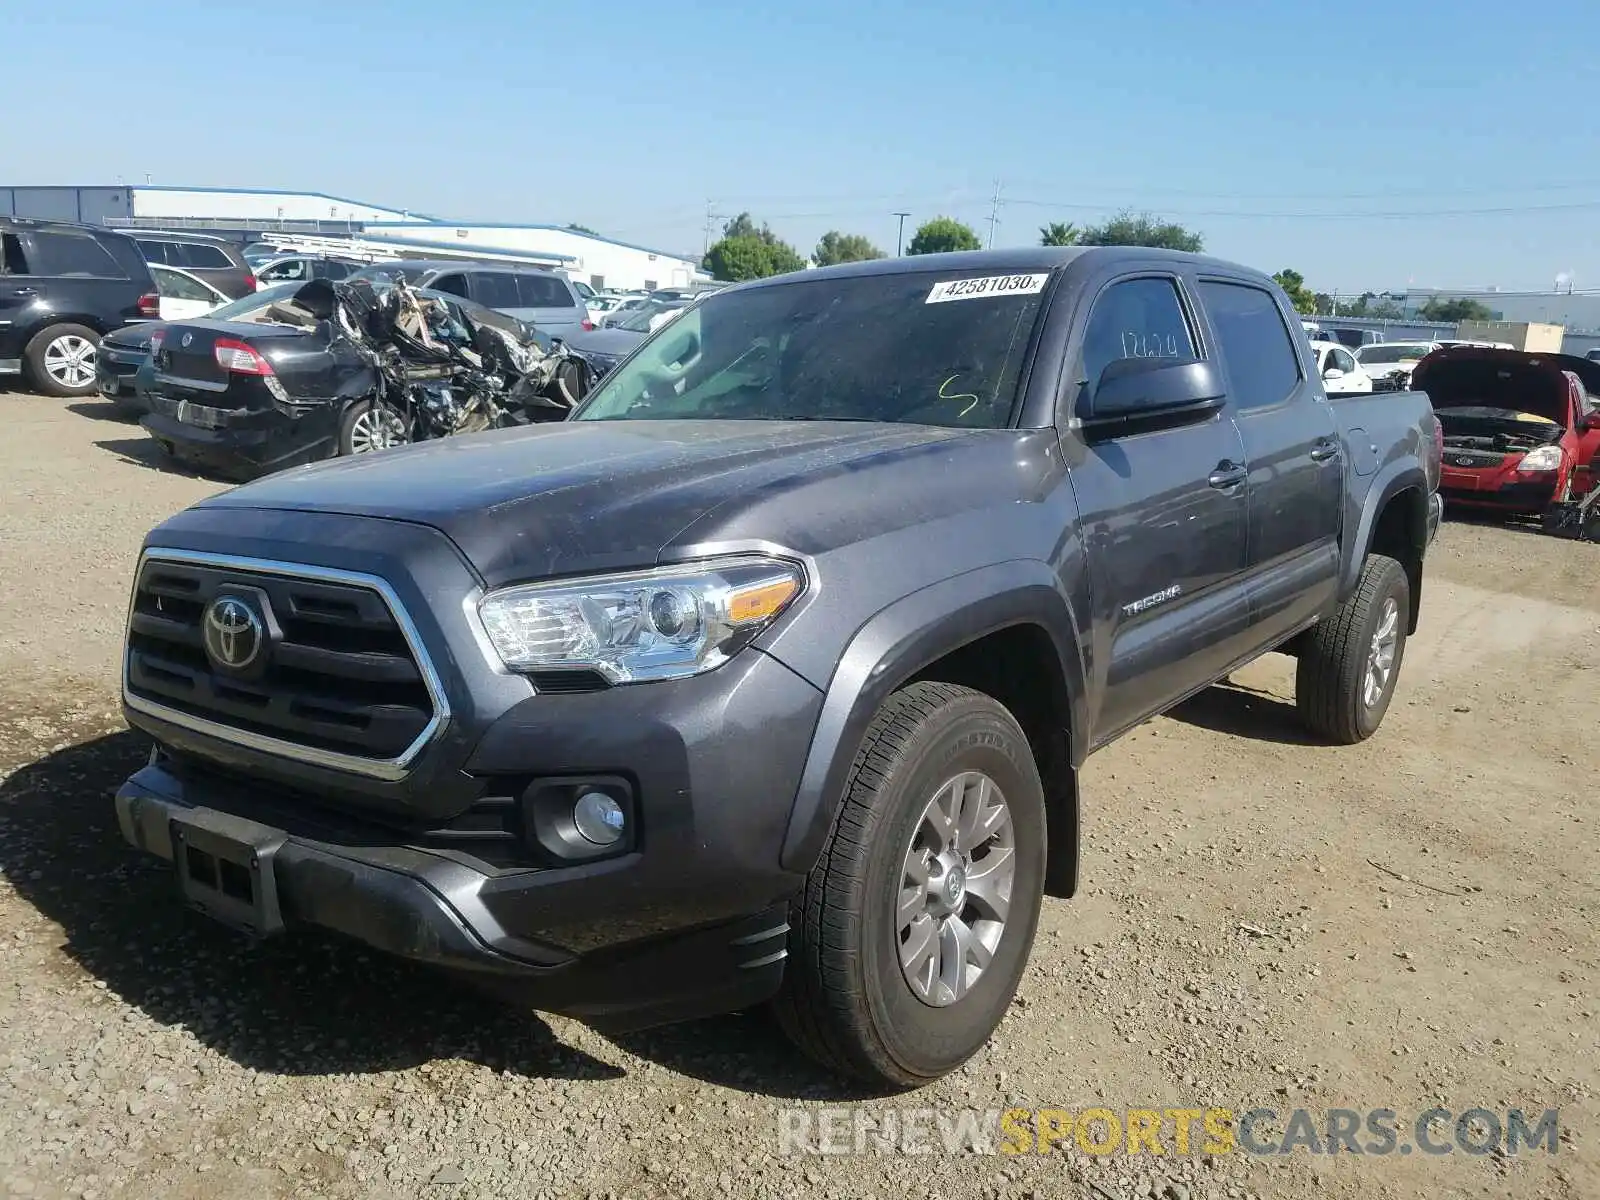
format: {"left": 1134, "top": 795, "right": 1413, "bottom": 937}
{"left": 1295, "top": 553, "right": 1409, "bottom": 743}
{"left": 24, "top": 323, "right": 100, "bottom": 397}
{"left": 772, "top": 682, "right": 1046, "bottom": 1090}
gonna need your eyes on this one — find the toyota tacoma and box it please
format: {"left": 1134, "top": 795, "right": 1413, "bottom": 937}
{"left": 113, "top": 248, "right": 1443, "bottom": 1089}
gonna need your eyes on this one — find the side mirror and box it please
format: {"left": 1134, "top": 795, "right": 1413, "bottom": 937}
{"left": 1323, "top": 367, "right": 1346, "bottom": 382}
{"left": 1086, "top": 357, "right": 1225, "bottom": 426}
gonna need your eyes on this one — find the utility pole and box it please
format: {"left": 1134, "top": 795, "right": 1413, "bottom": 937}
{"left": 986, "top": 180, "right": 1003, "bottom": 249}
{"left": 893, "top": 212, "right": 910, "bottom": 256}
{"left": 702, "top": 200, "right": 725, "bottom": 257}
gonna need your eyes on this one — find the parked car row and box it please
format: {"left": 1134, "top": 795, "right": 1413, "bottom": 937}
{"left": 0, "top": 217, "right": 609, "bottom": 398}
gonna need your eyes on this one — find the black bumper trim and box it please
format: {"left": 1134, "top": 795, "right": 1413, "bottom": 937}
{"left": 114, "top": 765, "right": 791, "bottom": 1031}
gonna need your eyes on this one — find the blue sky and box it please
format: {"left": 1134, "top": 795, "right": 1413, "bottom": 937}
{"left": 4, "top": 0, "right": 1597, "bottom": 292}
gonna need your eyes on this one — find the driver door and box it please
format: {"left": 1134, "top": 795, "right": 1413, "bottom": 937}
{"left": 1061, "top": 271, "right": 1252, "bottom": 744}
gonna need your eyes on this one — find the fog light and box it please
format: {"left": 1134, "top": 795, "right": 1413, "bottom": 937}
{"left": 572, "top": 791, "right": 625, "bottom": 845}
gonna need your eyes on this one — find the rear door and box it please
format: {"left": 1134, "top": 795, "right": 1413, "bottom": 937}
{"left": 0, "top": 231, "right": 35, "bottom": 362}
{"left": 151, "top": 265, "right": 223, "bottom": 321}
{"left": 1061, "top": 270, "right": 1253, "bottom": 742}
{"left": 1195, "top": 276, "right": 1343, "bottom": 647}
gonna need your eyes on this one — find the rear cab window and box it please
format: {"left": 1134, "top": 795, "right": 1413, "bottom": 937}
{"left": 1197, "top": 280, "right": 1302, "bottom": 409}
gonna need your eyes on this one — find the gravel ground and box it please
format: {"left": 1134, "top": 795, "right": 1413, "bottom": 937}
{"left": 0, "top": 392, "right": 1595, "bottom": 1200}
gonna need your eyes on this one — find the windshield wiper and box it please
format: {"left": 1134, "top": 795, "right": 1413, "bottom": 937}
{"left": 767, "top": 414, "right": 885, "bottom": 422}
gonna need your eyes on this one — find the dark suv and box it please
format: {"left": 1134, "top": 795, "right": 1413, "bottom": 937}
{"left": 131, "top": 232, "right": 256, "bottom": 299}
{"left": 0, "top": 219, "right": 158, "bottom": 397}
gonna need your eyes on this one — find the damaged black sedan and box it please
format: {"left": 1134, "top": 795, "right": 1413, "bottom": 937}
{"left": 137, "top": 278, "right": 590, "bottom": 480}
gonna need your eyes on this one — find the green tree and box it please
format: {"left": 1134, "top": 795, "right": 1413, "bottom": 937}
{"left": 1272, "top": 268, "right": 1318, "bottom": 315}
{"left": 813, "top": 231, "right": 885, "bottom": 267}
{"left": 702, "top": 234, "right": 806, "bottom": 282}
{"left": 1417, "top": 296, "right": 1495, "bottom": 323}
{"left": 700, "top": 212, "right": 807, "bottom": 281}
{"left": 1039, "top": 221, "right": 1080, "bottom": 247}
{"left": 566, "top": 223, "right": 599, "bottom": 235}
{"left": 906, "top": 216, "right": 982, "bottom": 255}
{"left": 1078, "top": 210, "right": 1204, "bottom": 252}
{"left": 1367, "top": 300, "right": 1405, "bottom": 319}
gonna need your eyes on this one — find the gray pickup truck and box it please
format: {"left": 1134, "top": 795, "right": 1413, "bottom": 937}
{"left": 113, "top": 248, "right": 1443, "bottom": 1089}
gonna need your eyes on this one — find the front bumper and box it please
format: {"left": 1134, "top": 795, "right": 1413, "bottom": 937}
{"left": 115, "top": 760, "right": 793, "bottom": 1031}
{"left": 96, "top": 351, "right": 146, "bottom": 406}
{"left": 1439, "top": 475, "right": 1560, "bottom": 514}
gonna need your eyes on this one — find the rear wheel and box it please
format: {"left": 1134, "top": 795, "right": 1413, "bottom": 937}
{"left": 24, "top": 323, "right": 100, "bottom": 397}
{"left": 1295, "top": 553, "right": 1409, "bottom": 743}
{"left": 339, "top": 399, "right": 409, "bottom": 457}
{"left": 772, "top": 682, "right": 1046, "bottom": 1090}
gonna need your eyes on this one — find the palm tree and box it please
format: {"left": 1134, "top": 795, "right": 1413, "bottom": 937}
{"left": 1039, "top": 222, "right": 1080, "bottom": 247}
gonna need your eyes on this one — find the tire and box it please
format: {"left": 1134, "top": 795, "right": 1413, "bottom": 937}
{"left": 1295, "top": 553, "right": 1409, "bottom": 744}
{"left": 772, "top": 681, "right": 1047, "bottom": 1090}
{"left": 24, "top": 323, "right": 100, "bottom": 397}
{"left": 338, "top": 399, "right": 409, "bottom": 457}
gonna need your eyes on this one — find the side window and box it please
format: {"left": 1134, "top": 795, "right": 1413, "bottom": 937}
{"left": 175, "top": 243, "right": 232, "bottom": 269}
{"left": 136, "top": 239, "right": 170, "bottom": 264}
{"left": 24, "top": 231, "right": 122, "bottom": 278}
{"left": 1080, "top": 276, "right": 1196, "bottom": 390}
{"left": 153, "top": 267, "right": 213, "bottom": 301}
{"left": 319, "top": 260, "right": 353, "bottom": 280}
{"left": 515, "top": 273, "right": 575, "bottom": 307}
{"left": 1198, "top": 281, "right": 1302, "bottom": 409}
{"left": 259, "top": 259, "right": 308, "bottom": 282}
{"left": 3, "top": 234, "right": 29, "bottom": 274}
{"left": 430, "top": 272, "right": 470, "bottom": 298}
{"left": 473, "top": 272, "right": 522, "bottom": 308}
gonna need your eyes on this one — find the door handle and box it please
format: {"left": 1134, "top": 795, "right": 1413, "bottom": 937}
{"left": 1310, "top": 440, "right": 1340, "bottom": 462}
{"left": 1208, "top": 461, "right": 1248, "bottom": 489}
{"left": 7, "top": 287, "right": 37, "bottom": 297}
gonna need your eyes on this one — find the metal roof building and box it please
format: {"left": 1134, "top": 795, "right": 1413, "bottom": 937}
{"left": 0, "top": 184, "right": 704, "bottom": 291}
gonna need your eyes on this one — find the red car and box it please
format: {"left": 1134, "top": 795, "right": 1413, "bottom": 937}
{"left": 1414, "top": 347, "right": 1600, "bottom": 515}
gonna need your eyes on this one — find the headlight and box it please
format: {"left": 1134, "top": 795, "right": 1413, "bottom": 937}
{"left": 1516, "top": 445, "right": 1563, "bottom": 473}
{"left": 477, "top": 555, "right": 804, "bottom": 683}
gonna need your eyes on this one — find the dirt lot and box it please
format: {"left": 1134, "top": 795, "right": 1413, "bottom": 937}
{"left": 0, "top": 391, "right": 1595, "bottom": 1200}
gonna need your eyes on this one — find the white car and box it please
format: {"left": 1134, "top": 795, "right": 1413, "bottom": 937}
{"left": 1310, "top": 339, "right": 1373, "bottom": 393}
{"left": 1354, "top": 341, "right": 1442, "bottom": 391}
{"left": 148, "top": 263, "right": 230, "bottom": 321}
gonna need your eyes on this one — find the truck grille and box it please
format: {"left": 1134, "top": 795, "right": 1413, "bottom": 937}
{"left": 123, "top": 550, "right": 445, "bottom": 779}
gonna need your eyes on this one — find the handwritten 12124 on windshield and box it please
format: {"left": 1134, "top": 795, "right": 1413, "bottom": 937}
{"left": 925, "top": 274, "right": 1049, "bottom": 304}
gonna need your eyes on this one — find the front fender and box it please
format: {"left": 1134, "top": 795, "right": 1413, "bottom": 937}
{"left": 775, "top": 560, "right": 1088, "bottom": 874}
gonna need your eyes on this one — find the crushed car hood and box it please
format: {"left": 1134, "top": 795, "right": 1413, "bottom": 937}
{"left": 193, "top": 419, "right": 1042, "bottom": 586}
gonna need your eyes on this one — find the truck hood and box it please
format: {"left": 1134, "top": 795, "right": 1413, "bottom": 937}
{"left": 193, "top": 419, "right": 1032, "bottom": 586}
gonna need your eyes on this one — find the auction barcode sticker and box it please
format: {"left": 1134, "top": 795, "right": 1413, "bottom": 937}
{"left": 925, "top": 273, "right": 1049, "bottom": 304}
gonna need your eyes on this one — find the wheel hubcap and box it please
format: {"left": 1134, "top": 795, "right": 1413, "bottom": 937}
{"left": 1364, "top": 596, "right": 1400, "bottom": 708}
{"left": 349, "top": 407, "right": 408, "bottom": 454}
{"left": 897, "top": 771, "right": 1015, "bottom": 1008}
{"left": 44, "top": 335, "right": 96, "bottom": 388}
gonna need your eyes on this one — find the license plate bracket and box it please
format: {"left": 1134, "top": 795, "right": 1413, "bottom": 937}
{"left": 170, "top": 809, "right": 287, "bottom": 937}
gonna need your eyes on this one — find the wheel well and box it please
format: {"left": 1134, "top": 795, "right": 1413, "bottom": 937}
{"left": 24, "top": 316, "right": 108, "bottom": 347}
{"left": 1369, "top": 486, "right": 1426, "bottom": 632}
{"left": 906, "top": 623, "right": 1078, "bottom": 896}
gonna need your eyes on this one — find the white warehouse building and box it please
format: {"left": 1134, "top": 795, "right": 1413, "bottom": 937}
{"left": 362, "top": 223, "right": 702, "bottom": 293}
{"left": 0, "top": 184, "right": 703, "bottom": 292}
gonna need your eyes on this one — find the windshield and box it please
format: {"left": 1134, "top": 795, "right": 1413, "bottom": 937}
{"left": 573, "top": 270, "right": 1049, "bottom": 428}
{"left": 1358, "top": 343, "right": 1434, "bottom": 364}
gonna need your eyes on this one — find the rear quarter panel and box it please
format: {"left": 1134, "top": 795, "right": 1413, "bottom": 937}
{"left": 1327, "top": 388, "right": 1434, "bottom": 602}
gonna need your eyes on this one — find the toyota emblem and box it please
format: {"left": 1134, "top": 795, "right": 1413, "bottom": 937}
{"left": 203, "top": 596, "right": 264, "bottom": 670}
